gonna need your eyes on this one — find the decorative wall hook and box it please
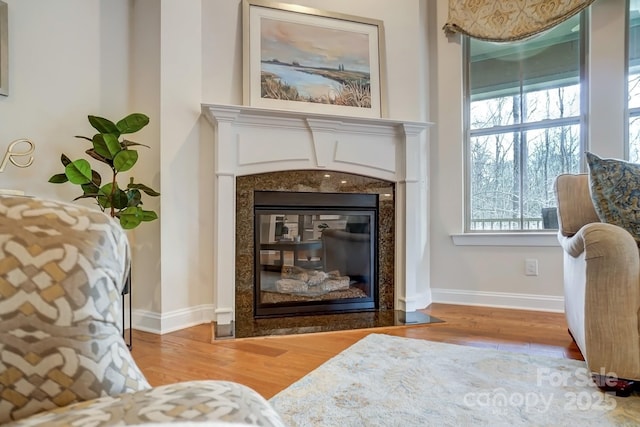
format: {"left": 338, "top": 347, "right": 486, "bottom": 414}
{"left": 0, "top": 139, "right": 35, "bottom": 172}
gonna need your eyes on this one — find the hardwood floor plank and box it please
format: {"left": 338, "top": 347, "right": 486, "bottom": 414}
{"left": 130, "top": 303, "right": 583, "bottom": 399}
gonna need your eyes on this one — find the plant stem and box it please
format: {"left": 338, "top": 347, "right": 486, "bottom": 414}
{"left": 110, "top": 168, "right": 118, "bottom": 218}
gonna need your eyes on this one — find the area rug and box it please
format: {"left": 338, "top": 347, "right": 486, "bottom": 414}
{"left": 269, "top": 333, "right": 640, "bottom": 426}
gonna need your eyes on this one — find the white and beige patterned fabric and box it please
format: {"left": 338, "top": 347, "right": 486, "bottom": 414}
{"left": 0, "top": 195, "right": 286, "bottom": 426}
{"left": 443, "top": 0, "right": 596, "bottom": 41}
{"left": 6, "top": 381, "right": 285, "bottom": 427}
{"left": 0, "top": 195, "right": 150, "bottom": 423}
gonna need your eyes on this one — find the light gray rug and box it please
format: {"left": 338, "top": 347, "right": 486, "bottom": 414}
{"left": 269, "top": 333, "right": 640, "bottom": 426}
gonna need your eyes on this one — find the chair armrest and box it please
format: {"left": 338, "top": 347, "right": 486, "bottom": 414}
{"left": 559, "top": 222, "right": 640, "bottom": 378}
{"left": 558, "top": 222, "right": 637, "bottom": 260}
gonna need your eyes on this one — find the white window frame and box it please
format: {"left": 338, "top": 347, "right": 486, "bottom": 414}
{"left": 628, "top": 0, "right": 640, "bottom": 162}
{"left": 462, "top": 13, "right": 588, "bottom": 234}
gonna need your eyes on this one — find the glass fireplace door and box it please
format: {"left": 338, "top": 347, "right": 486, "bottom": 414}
{"left": 254, "top": 191, "right": 378, "bottom": 317}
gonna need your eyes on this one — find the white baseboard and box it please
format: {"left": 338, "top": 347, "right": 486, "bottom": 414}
{"left": 126, "top": 290, "right": 562, "bottom": 335}
{"left": 131, "top": 304, "right": 216, "bottom": 335}
{"left": 430, "top": 288, "right": 564, "bottom": 312}
{"left": 397, "top": 290, "right": 432, "bottom": 312}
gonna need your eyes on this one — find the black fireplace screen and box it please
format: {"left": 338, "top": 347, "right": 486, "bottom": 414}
{"left": 254, "top": 191, "right": 378, "bottom": 317}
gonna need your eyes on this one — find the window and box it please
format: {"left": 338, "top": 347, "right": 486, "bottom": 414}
{"left": 465, "top": 14, "right": 585, "bottom": 232}
{"left": 629, "top": 0, "right": 640, "bottom": 162}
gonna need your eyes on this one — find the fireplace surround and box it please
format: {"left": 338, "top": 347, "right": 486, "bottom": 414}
{"left": 202, "top": 103, "right": 432, "bottom": 339}
{"left": 236, "top": 171, "right": 395, "bottom": 337}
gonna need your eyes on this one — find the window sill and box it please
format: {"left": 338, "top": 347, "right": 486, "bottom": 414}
{"left": 451, "top": 232, "right": 560, "bottom": 247}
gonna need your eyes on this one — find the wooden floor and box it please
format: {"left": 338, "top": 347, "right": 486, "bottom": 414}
{"left": 130, "top": 303, "right": 583, "bottom": 399}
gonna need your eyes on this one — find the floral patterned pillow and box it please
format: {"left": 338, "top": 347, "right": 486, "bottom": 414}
{"left": 585, "top": 152, "right": 640, "bottom": 245}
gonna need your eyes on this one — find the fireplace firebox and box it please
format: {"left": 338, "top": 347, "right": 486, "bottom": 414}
{"left": 254, "top": 191, "right": 378, "bottom": 318}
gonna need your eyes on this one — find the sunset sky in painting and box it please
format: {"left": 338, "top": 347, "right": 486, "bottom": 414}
{"left": 260, "top": 18, "right": 370, "bottom": 73}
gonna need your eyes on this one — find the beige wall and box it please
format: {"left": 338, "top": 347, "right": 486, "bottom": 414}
{"left": 428, "top": 0, "right": 627, "bottom": 310}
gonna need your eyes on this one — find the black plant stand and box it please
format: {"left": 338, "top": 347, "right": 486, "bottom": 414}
{"left": 122, "top": 271, "right": 132, "bottom": 350}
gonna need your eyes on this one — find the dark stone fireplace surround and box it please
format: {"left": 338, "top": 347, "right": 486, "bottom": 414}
{"left": 235, "top": 170, "right": 395, "bottom": 338}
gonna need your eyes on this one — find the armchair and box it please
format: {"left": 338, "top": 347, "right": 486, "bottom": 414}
{"left": 0, "top": 195, "right": 284, "bottom": 425}
{"left": 554, "top": 173, "right": 640, "bottom": 395}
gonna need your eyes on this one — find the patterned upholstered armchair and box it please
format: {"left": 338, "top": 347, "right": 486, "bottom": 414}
{"left": 0, "top": 195, "right": 284, "bottom": 426}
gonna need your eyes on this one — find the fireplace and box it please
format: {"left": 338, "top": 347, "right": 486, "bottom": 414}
{"left": 202, "top": 103, "right": 432, "bottom": 339}
{"left": 235, "top": 171, "right": 395, "bottom": 337}
{"left": 254, "top": 190, "right": 379, "bottom": 317}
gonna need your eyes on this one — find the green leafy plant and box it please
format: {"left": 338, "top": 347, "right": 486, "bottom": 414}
{"left": 49, "top": 113, "right": 160, "bottom": 229}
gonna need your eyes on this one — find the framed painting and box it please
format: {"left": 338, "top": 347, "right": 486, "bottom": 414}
{"left": 0, "top": 0, "right": 7, "bottom": 96}
{"left": 242, "top": 0, "right": 386, "bottom": 118}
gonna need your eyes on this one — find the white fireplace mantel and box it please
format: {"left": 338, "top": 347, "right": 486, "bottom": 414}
{"left": 201, "top": 103, "right": 432, "bottom": 336}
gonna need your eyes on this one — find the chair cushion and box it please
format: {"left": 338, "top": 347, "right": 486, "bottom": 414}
{"left": 0, "top": 195, "right": 150, "bottom": 424}
{"left": 5, "top": 380, "right": 286, "bottom": 427}
{"left": 585, "top": 152, "right": 640, "bottom": 245}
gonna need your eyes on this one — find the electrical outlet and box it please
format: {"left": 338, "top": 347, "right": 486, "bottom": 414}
{"left": 525, "top": 258, "right": 538, "bottom": 276}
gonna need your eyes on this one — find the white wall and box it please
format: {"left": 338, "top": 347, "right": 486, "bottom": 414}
{"left": 0, "top": 0, "right": 163, "bottom": 330}
{"left": 130, "top": 0, "right": 162, "bottom": 317}
{"left": 0, "top": 0, "right": 130, "bottom": 198}
{"left": 158, "top": 0, "right": 207, "bottom": 325}
{"left": 202, "top": 0, "right": 427, "bottom": 121}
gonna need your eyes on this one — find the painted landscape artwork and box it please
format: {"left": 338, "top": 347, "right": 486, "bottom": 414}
{"left": 260, "top": 18, "right": 372, "bottom": 109}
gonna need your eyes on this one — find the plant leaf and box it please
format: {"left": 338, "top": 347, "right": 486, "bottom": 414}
{"left": 80, "top": 182, "right": 100, "bottom": 195}
{"left": 122, "top": 139, "right": 150, "bottom": 149}
{"left": 75, "top": 135, "right": 93, "bottom": 143}
{"left": 48, "top": 173, "right": 68, "bottom": 184}
{"left": 112, "top": 189, "right": 129, "bottom": 210}
{"left": 61, "top": 153, "right": 72, "bottom": 166}
{"left": 104, "top": 133, "right": 122, "bottom": 158}
{"left": 89, "top": 115, "right": 120, "bottom": 136}
{"left": 113, "top": 150, "right": 138, "bottom": 172}
{"left": 64, "top": 159, "right": 92, "bottom": 185}
{"left": 85, "top": 148, "right": 110, "bottom": 165}
{"left": 117, "top": 113, "right": 149, "bottom": 134}
{"left": 119, "top": 206, "right": 143, "bottom": 229}
{"left": 73, "top": 193, "right": 100, "bottom": 201}
{"left": 97, "top": 184, "right": 128, "bottom": 210}
{"left": 92, "top": 134, "right": 112, "bottom": 160}
{"left": 90, "top": 170, "right": 102, "bottom": 187}
{"left": 127, "top": 189, "right": 142, "bottom": 207}
{"left": 97, "top": 183, "right": 114, "bottom": 208}
{"left": 80, "top": 171, "right": 101, "bottom": 194}
{"left": 128, "top": 182, "right": 160, "bottom": 196}
{"left": 141, "top": 210, "right": 158, "bottom": 221}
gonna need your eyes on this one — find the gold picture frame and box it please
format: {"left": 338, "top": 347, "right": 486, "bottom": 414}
{"left": 242, "top": 0, "right": 386, "bottom": 118}
{"left": 0, "top": 1, "right": 7, "bottom": 96}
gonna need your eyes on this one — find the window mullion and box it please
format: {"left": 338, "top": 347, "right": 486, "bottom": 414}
{"left": 469, "top": 116, "right": 581, "bottom": 138}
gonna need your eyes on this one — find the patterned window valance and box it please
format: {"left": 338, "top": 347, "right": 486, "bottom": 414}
{"left": 443, "top": 0, "right": 596, "bottom": 42}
